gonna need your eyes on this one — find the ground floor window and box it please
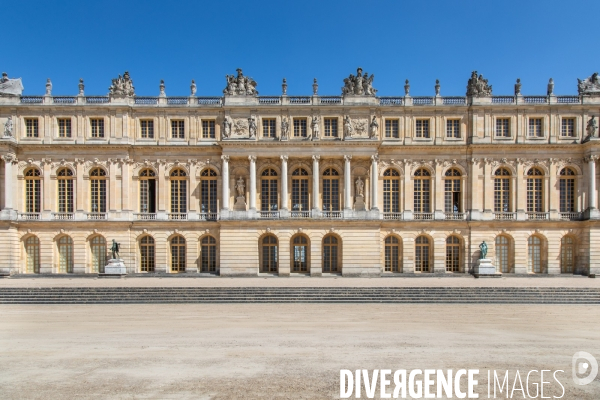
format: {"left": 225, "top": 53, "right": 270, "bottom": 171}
{"left": 528, "top": 235, "right": 545, "bottom": 274}
{"left": 495, "top": 235, "right": 513, "bottom": 273}
{"left": 384, "top": 236, "right": 401, "bottom": 272}
{"left": 261, "top": 235, "right": 278, "bottom": 273}
{"left": 292, "top": 235, "right": 309, "bottom": 273}
{"left": 25, "top": 236, "right": 40, "bottom": 274}
{"left": 170, "top": 236, "right": 186, "bottom": 272}
{"left": 415, "top": 236, "right": 430, "bottom": 272}
{"left": 58, "top": 236, "right": 74, "bottom": 273}
{"left": 90, "top": 236, "right": 107, "bottom": 273}
{"left": 445, "top": 236, "right": 461, "bottom": 272}
{"left": 561, "top": 236, "right": 575, "bottom": 274}
{"left": 201, "top": 236, "right": 217, "bottom": 272}
{"left": 140, "top": 236, "right": 155, "bottom": 272}
{"left": 323, "top": 235, "right": 340, "bottom": 273}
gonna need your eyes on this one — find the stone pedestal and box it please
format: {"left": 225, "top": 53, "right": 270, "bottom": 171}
{"left": 473, "top": 258, "right": 500, "bottom": 277}
{"left": 354, "top": 195, "right": 365, "bottom": 211}
{"left": 233, "top": 196, "right": 247, "bottom": 211}
{"left": 102, "top": 259, "right": 127, "bottom": 275}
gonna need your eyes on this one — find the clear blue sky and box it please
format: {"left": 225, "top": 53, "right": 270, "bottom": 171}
{"left": 5, "top": 0, "right": 598, "bottom": 97}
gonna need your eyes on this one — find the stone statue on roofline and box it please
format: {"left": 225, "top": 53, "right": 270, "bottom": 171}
{"left": 466, "top": 71, "right": 492, "bottom": 97}
{"left": 341, "top": 67, "right": 377, "bottom": 96}
{"left": 108, "top": 71, "right": 135, "bottom": 97}
{"left": 577, "top": 72, "right": 600, "bottom": 96}
{"left": 0, "top": 72, "right": 24, "bottom": 96}
{"left": 223, "top": 68, "right": 258, "bottom": 96}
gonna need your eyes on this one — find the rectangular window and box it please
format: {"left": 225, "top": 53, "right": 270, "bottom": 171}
{"left": 415, "top": 119, "right": 429, "bottom": 138}
{"left": 202, "top": 120, "right": 215, "bottom": 139}
{"left": 90, "top": 118, "right": 104, "bottom": 138}
{"left": 324, "top": 118, "right": 338, "bottom": 137}
{"left": 561, "top": 118, "right": 575, "bottom": 137}
{"left": 496, "top": 118, "right": 510, "bottom": 137}
{"left": 446, "top": 119, "right": 460, "bottom": 138}
{"left": 293, "top": 118, "right": 307, "bottom": 138}
{"left": 528, "top": 118, "right": 543, "bottom": 137}
{"left": 140, "top": 120, "right": 154, "bottom": 139}
{"left": 57, "top": 118, "right": 71, "bottom": 138}
{"left": 262, "top": 118, "right": 276, "bottom": 138}
{"left": 25, "top": 118, "right": 39, "bottom": 138}
{"left": 171, "top": 120, "right": 185, "bottom": 139}
{"left": 385, "top": 119, "right": 399, "bottom": 138}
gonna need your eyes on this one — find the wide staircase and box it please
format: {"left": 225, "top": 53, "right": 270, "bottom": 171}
{"left": 0, "top": 287, "right": 599, "bottom": 304}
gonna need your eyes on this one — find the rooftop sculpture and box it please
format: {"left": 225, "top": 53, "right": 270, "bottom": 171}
{"left": 466, "top": 71, "right": 492, "bottom": 97}
{"left": 341, "top": 67, "right": 377, "bottom": 96}
{"left": 223, "top": 69, "right": 258, "bottom": 96}
{"left": 108, "top": 71, "right": 135, "bottom": 97}
{"left": 0, "top": 72, "right": 24, "bottom": 96}
{"left": 577, "top": 73, "right": 600, "bottom": 96}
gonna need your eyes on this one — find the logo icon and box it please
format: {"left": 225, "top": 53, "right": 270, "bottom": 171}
{"left": 572, "top": 351, "right": 598, "bottom": 385}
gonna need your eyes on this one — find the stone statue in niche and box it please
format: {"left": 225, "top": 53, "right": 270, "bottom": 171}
{"left": 3, "top": 116, "right": 13, "bottom": 138}
{"left": 235, "top": 177, "right": 245, "bottom": 197}
{"left": 344, "top": 116, "right": 353, "bottom": 138}
{"left": 586, "top": 116, "right": 598, "bottom": 138}
{"left": 355, "top": 177, "right": 364, "bottom": 197}
{"left": 466, "top": 71, "right": 492, "bottom": 97}
{"left": 281, "top": 117, "right": 289, "bottom": 140}
{"left": 311, "top": 116, "right": 320, "bottom": 140}
{"left": 222, "top": 116, "right": 232, "bottom": 139}
{"left": 369, "top": 116, "right": 379, "bottom": 139}
{"left": 0, "top": 72, "right": 24, "bottom": 96}
{"left": 578, "top": 73, "right": 600, "bottom": 96}
{"left": 248, "top": 116, "right": 257, "bottom": 139}
{"left": 341, "top": 67, "right": 377, "bottom": 96}
{"left": 223, "top": 68, "right": 258, "bottom": 96}
{"left": 108, "top": 71, "right": 135, "bottom": 97}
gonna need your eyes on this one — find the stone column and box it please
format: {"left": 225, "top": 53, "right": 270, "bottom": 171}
{"left": 221, "top": 155, "right": 230, "bottom": 211}
{"left": 188, "top": 161, "right": 197, "bottom": 214}
{"left": 121, "top": 160, "right": 131, "bottom": 212}
{"left": 157, "top": 160, "right": 167, "bottom": 219}
{"left": 249, "top": 155, "right": 257, "bottom": 211}
{"left": 312, "top": 155, "right": 320, "bottom": 211}
{"left": 107, "top": 160, "right": 117, "bottom": 212}
{"left": 42, "top": 159, "right": 52, "bottom": 216}
{"left": 588, "top": 155, "right": 598, "bottom": 210}
{"left": 371, "top": 154, "right": 379, "bottom": 211}
{"left": 1, "top": 154, "right": 15, "bottom": 213}
{"left": 434, "top": 160, "right": 443, "bottom": 219}
{"left": 469, "top": 159, "right": 480, "bottom": 220}
{"left": 280, "top": 155, "right": 288, "bottom": 210}
{"left": 344, "top": 155, "right": 352, "bottom": 210}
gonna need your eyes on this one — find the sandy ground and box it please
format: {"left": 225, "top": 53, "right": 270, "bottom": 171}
{"left": 1, "top": 304, "right": 599, "bottom": 399}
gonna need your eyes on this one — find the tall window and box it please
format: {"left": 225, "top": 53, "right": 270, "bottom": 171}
{"left": 494, "top": 168, "right": 511, "bottom": 213}
{"left": 25, "top": 168, "right": 41, "bottom": 213}
{"left": 202, "top": 120, "right": 215, "bottom": 139}
{"left": 170, "top": 236, "right": 186, "bottom": 272}
{"left": 444, "top": 168, "right": 461, "bottom": 214}
{"left": 383, "top": 169, "right": 400, "bottom": 213}
{"left": 58, "top": 118, "right": 71, "bottom": 138}
{"left": 415, "top": 236, "right": 431, "bottom": 272}
{"left": 25, "top": 118, "right": 39, "bottom": 138}
{"left": 201, "top": 236, "right": 217, "bottom": 273}
{"left": 561, "top": 118, "right": 575, "bottom": 137}
{"left": 322, "top": 235, "right": 339, "bottom": 273}
{"left": 291, "top": 168, "right": 309, "bottom": 212}
{"left": 415, "top": 119, "right": 429, "bottom": 138}
{"left": 414, "top": 168, "right": 431, "bottom": 214}
{"left": 140, "top": 236, "right": 155, "bottom": 272}
{"left": 324, "top": 118, "right": 338, "bottom": 137}
{"left": 261, "top": 169, "right": 278, "bottom": 211}
{"left": 528, "top": 118, "right": 543, "bottom": 137}
{"left": 292, "top": 235, "right": 309, "bottom": 273}
{"left": 528, "top": 236, "right": 545, "bottom": 273}
{"left": 495, "top": 235, "right": 513, "bottom": 273}
{"left": 90, "top": 168, "right": 107, "bottom": 213}
{"left": 445, "top": 236, "right": 461, "bottom": 272}
{"left": 90, "top": 118, "right": 104, "bottom": 138}
{"left": 139, "top": 169, "right": 156, "bottom": 213}
{"left": 90, "top": 236, "right": 106, "bottom": 273}
{"left": 559, "top": 168, "right": 576, "bottom": 212}
{"left": 526, "top": 168, "right": 544, "bottom": 213}
{"left": 58, "top": 236, "right": 73, "bottom": 273}
{"left": 57, "top": 168, "right": 74, "bottom": 213}
{"left": 384, "top": 236, "right": 401, "bottom": 273}
{"left": 322, "top": 168, "right": 340, "bottom": 211}
{"left": 171, "top": 120, "right": 185, "bottom": 139}
{"left": 25, "top": 236, "right": 40, "bottom": 274}
{"left": 200, "top": 169, "right": 218, "bottom": 213}
{"left": 262, "top": 118, "right": 276, "bottom": 138}
{"left": 261, "top": 235, "right": 278, "bottom": 273}
{"left": 385, "top": 119, "right": 399, "bottom": 138}
{"left": 561, "top": 236, "right": 575, "bottom": 274}
{"left": 170, "top": 169, "right": 187, "bottom": 213}
{"left": 446, "top": 119, "right": 460, "bottom": 138}
{"left": 495, "top": 118, "right": 510, "bottom": 138}
{"left": 293, "top": 118, "right": 307, "bottom": 138}
{"left": 140, "top": 120, "right": 154, "bottom": 139}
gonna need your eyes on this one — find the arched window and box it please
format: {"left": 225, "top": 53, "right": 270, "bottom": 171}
{"left": 445, "top": 236, "right": 461, "bottom": 272}
{"left": 559, "top": 168, "right": 576, "bottom": 213}
{"left": 200, "top": 169, "right": 218, "bottom": 214}
{"left": 322, "top": 168, "right": 340, "bottom": 212}
{"left": 415, "top": 235, "right": 431, "bottom": 272}
{"left": 526, "top": 168, "right": 544, "bottom": 213}
{"left": 25, "top": 236, "right": 40, "bottom": 274}
{"left": 57, "top": 168, "right": 74, "bottom": 213}
{"left": 58, "top": 235, "right": 73, "bottom": 273}
{"left": 528, "top": 236, "right": 546, "bottom": 274}
{"left": 170, "top": 235, "right": 186, "bottom": 272}
{"left": 494, "top": 168, "right": 511, "bottom": 213}
{"left": 261, "top": 235, "right": 278, "bottom": 273}
{"left": 383, "top": 169, "right": 400, "bottom": 213}
{"left": 139, "top": 169, "right": 156, "bottom": 214}
{"left": 170, "top": 169, "right": 187, "bottom": 214}
{"left": 140, "top": 235, "right": 155, "bottom": 272}
{"left": 444, "top": 169, "right": 462, "bottom": 214}
{"left": 90, "top": 236, "right": 107, "bottom": 273}
{"left": 261, "top": 169, "right": 278, "bottom": 211}
{"left": 25, "top": 168, "right": 41, "bottom": 214}
{"left": 495, "top": 235, "right": 513, "bottom": 273}
{"left": 322, "top": 234, "right": 340, "bottom": 273}
{"left": 414, "top": 168, "right": 431, "bottom": 216}
{"left": 90, "top": 168, "right": 107, "bottom": 214}
{"left": 291, "top": 235, "right": 309, "bottom": 273}
{"left": 561, "top": 236, "right": 576, "bottom": 274}
{"left": 384, "top": 236, "right": 402, "bottom": 272}
{"left": 201, "top": 236, "right": 217, "bottom": 273}
{"left": 292, "top": 168, "right": 309, "bottom": 213}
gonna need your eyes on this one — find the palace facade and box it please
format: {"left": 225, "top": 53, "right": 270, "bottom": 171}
{"left": 1, "top": 69, "right": 599, "bottom": 276}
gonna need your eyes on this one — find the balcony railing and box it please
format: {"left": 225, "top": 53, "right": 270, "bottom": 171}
{"left": 52, "top": 212, "right": 74, "bottom": 220}
{"left": 135, "top": 213, "right": 156, "bottom": 220}
{"left": 442, "top": 97, "right": 467, "bottom": 105}
{"left": 559, "top": 212, "right": 582, "bottom": 221}
{"left": 492, "top": 96, "right": 515, "bottom": 104}
{"left": 322, "top": 211, "right": 342, "bottom": 219}
{"left": 168, "top": 213, "right": 188, "bottom": 220}
{"left": 383, "top": 212, "right": 403, "bottom": 220}
{"left": 167, "top": 97, "right": 188, "bottom": 105}
{"left": 20, "top": 96, "right": 43, "bottom": 104}
{"left": 557, "top": 96, "right": 580, "bottom": 104}
{"left": 319, "top": 96, "right": 342, "bottom": 105}
{"left": 197, "top": 97, "right": 222, "bottom": 106}
{"left": 259, "top": 210, "right": 280, "bottom": 218}
{"left": 445, "top": 212, "right": 465, "bottom": 220}
{"left": 290, "top": 211, "right": 311, "bottom": 218}
{"left": 134, "top": 97, "right": 158, "bottom": 105}
{"left": 379, "top": 97, "right": 403, "bottom": 106}
{"left": 53, "top": 96, "right": 77, "bottom": 104}
{"left": 86, "top": 96, "right": 109, "bottom": 104}
{"left": 413, "top": 212, "right": 433, "bottom": 220}
{"left": 258, "top": 96, "right": 281, "bottom": 105}
{"left": 494, "top": 212, "right": 516, "bottom": 220}
{"left": 289, "top": 96, "right": 311, "bottom": 104}
{"left": 523, "top": 96, "right": 548, "bottom": 104}
{"left": 199, "top": 212, "right": 218, "bottom": 221}
{"left": 19, "top": 212, "right": 41, "bottom": 220}
{"left": 413, "top": 97, "right": 433, "bottom": 105}
{"left": 86, "top": 212, "right": 107, "bottom": 220}
{"left": 526, "top": 212, "right": 549, "bottom": 220}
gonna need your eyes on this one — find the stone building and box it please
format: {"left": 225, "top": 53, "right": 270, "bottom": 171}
{"left": 0, "top": 68, "right": 599, "bottom": 276}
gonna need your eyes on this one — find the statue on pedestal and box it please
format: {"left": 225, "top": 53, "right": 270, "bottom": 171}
{"left": 479, "top": 241, "right": 488, "bottom": 259}
{"left": 281, "top": 117, "right": 289, "bottom": 140}
{"left": 369, "top": 116, "right": 378, "bottom": 139}
{"left": 111, "top": 239, "right": 121, "bottom": 259}
{"left": 4, "top": 117, "right": 13, "bottom": 138}
{"left": 223, "top": 116, "right": 232, "bottom": 139}
{"left": 248, "top": 117, "right": 257, "bottom": 139}
{"left": 355, "top": 177, "right": 364, "bottom": 197}
{"left": 235, "top": 177, "right": 245, "bottom": 198}
{"left": 466, "top": 71, "right": 492, "bottom": 97}
{"left": 311, "top": 116, "right": 320, "bottom": 140}
{"left": 587, "top": 116, "right": 598, "bottom": 138}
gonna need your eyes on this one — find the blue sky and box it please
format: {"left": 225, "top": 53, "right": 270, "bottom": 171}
{"left": 5, "top": 0, "right": 599, "bottom": 97}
